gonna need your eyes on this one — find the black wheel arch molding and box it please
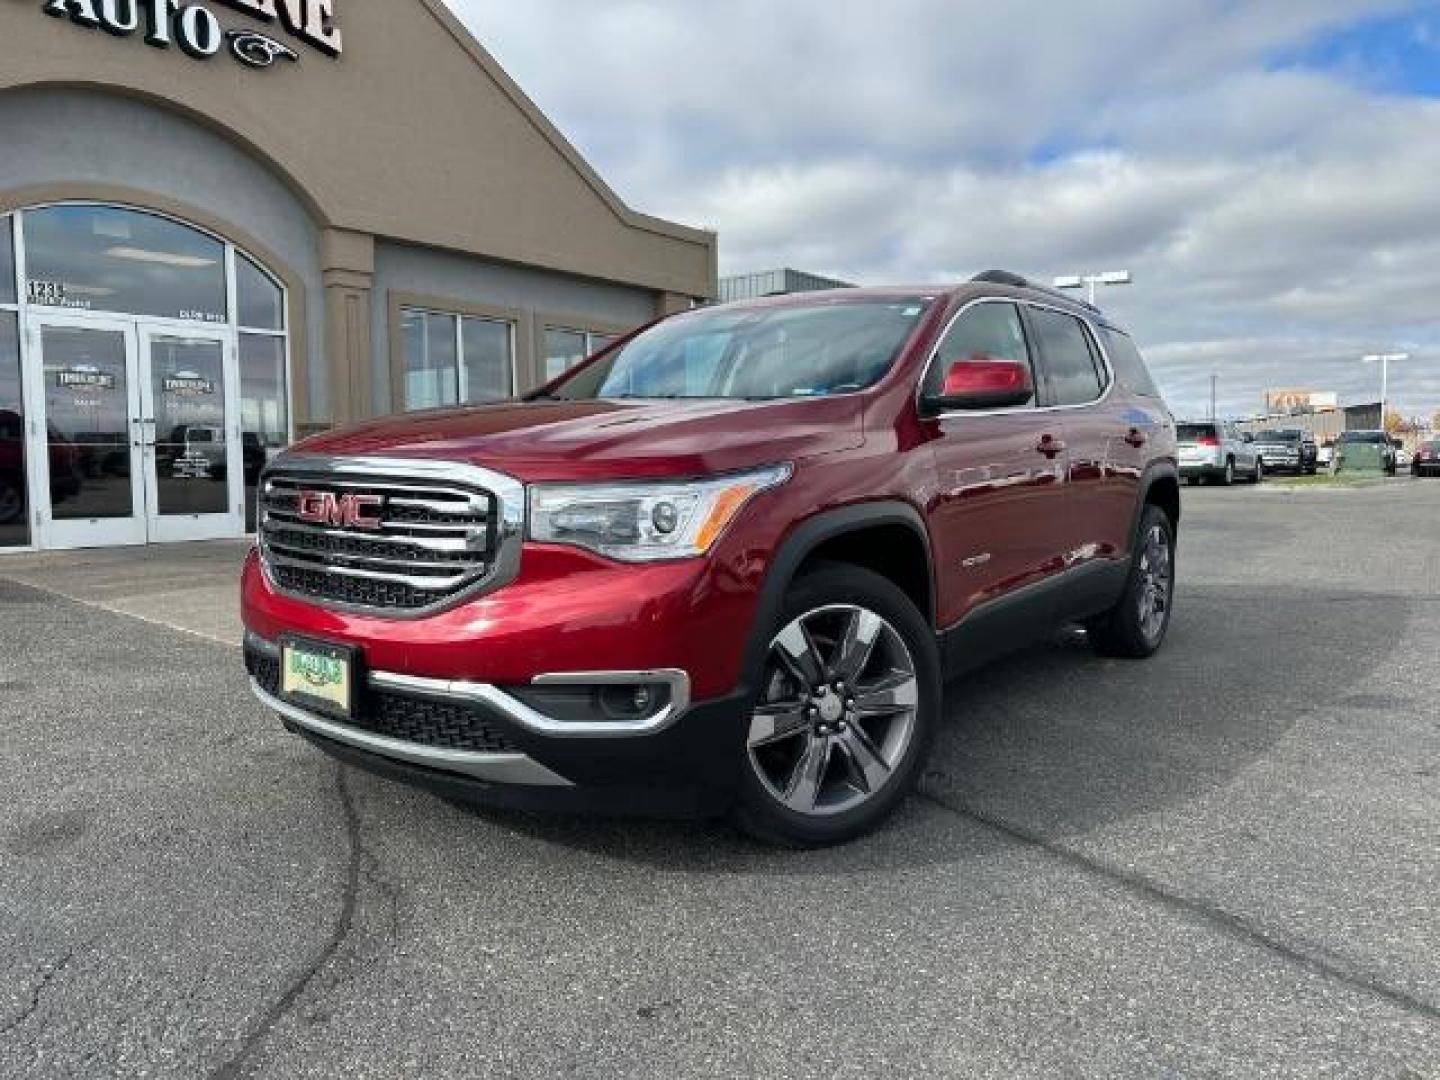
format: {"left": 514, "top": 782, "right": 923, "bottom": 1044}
{"left": 742, "top": 500, "right": 937, "bottom": 688}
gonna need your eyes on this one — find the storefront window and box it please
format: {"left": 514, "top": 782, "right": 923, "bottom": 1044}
{"left": 0, "top": 312, "right": 27, "bottom": 547}
{"left": 236, "top": 252, "right": 284, "bottom": 331}
{"left": 403, "top": 310, "right": 458, "bottom": 409}
{"left": 461, "top": 317, "right": 513, "bottom": 402}
{"left": 239, "top": 334, "right": 288, "bottom": 531}
{"left": 402, "top": 308, "right": 513, "bottom": 409}
{"left": 0, "top": 217, "right": 15, "bottom": 306}
{"left": 24, "top": 205, "right": 227, "bottom": 324}
{"left": 544, "top": 329, "right": 587, "bottom": 382}
{"left": 544, "top": 327, "right": 618, "bottom": 382}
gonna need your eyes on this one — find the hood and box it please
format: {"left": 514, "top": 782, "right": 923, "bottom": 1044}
{"left": 289, "top": 397, "right": 866, "bottom": 482}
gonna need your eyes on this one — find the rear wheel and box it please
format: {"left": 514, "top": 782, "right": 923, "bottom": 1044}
{"left": 1087, "top": 505, "right": 1176, "bottom": 659}
{"left": 733, "top": 563, "right": 940, "bottom": 848}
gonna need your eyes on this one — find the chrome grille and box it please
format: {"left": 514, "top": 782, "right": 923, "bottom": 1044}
{"left": 259, "top": 460, "right": 511, "bottom": 614}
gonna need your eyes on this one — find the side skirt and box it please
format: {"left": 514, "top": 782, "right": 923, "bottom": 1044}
{"left": 938, "top": 559, "right": 1130, "bottom": 679}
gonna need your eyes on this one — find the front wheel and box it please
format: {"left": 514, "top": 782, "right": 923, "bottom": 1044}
{"left": 1221, "top": 459, "right": 1235, "bottom": 486}
{"left": 732, "top": 563, "right": 940, "bottom": 848}
{"left": 1252, "top": 458, "right": 1264, "bottom": 484}
{"left": 1087, "top": 505, "right": 1176, "bottom": 659}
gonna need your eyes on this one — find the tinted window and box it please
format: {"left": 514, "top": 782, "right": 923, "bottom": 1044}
{"left": 1257, "top": 430, "right": 1298, "bottom": 442}
{"left": 923, "top": 301, "right": 1034, "bottom": 402}
{"left": 544, "top": 329, "right": 588, "bottom": 382}
{"left": 0, "top": 217, "right": 14, "bottom": 306}
{"left": 1177, "top": 424, "right": 1216, "bottom": 441}
{"left": 24, "top": 205, "right": 227, "bottom": 324}
{"left": 0, "top": 311, "right": 26, "bottom": 547}
{"left": 1098, "top": 326, "right": 1160, "bottom": 398}
{"left": 236, "top": 253, "right": 283, "bottom": 331}
{"left": 1028, "top": 308, "right": 1104, "bottom": 406}
{"left": 402, "top": 309, "right": 459, "bottom": 409}
{"left": 552, "top": 299, "right": 932, "bottom": 401}
{"left": 461, "top": 317, "right": 512, "bottom": 402}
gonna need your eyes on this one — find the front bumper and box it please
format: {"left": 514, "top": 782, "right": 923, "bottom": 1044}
{"left": 245, "top": 630, "right": 749, "bottom": 815}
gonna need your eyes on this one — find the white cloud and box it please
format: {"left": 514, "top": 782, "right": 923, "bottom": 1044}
{"left": 447, "top": 0, "right": 1440, "bottom": 421}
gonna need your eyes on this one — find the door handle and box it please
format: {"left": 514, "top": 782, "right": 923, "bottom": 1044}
{"left": 1036, "top": 435, "right": 1067, "bottom": 459}
{"left": 1123, "top": 428, "right": 1148, "bottom": 448}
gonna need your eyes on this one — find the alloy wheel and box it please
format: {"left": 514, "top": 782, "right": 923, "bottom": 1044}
{"left": 747, "top": 604, "right": 919, "bottom": 818}
{"left": 1136, "top": 523, "right": 1173, "bottom": 644}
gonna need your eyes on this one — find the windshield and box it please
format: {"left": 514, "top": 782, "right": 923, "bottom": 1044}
{"left": 1256, "top": 430, "right": 1299, "bottom": 442}
{"left": 544, "top": 298, "right": 933, "bottom": 401}
{"left": 1338, "top": 431, "right": 1382, "bottom": 443}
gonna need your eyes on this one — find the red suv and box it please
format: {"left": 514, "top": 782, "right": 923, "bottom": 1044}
{"left": 243, "top": 271, "right": 1179, "bottom": 846}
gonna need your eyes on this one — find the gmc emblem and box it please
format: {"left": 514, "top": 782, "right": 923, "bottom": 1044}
{"left": 296, "top": 490, "right": 385, "bottom": 530}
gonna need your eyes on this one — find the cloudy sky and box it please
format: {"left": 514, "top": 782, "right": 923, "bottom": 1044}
{"left": 447, "top": 0, "right": 1440, "bottom": 422}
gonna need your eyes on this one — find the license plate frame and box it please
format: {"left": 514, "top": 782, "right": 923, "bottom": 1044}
{"left": 279, "top": 636, "right": 361, "bottom": 721}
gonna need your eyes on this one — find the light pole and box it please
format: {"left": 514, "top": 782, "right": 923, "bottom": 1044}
{"left": 1054, "top": 270, "right": 1132, "bottom": 306}
{"left": 1362, "top": 353, "right": 1408, "bottom": 430}
{"left": 1210, "top": 375, "right": 1218, "bottom": 422}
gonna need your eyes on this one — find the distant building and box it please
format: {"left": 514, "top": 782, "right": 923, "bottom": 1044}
{"left": 719, "top": 268, "right": 856, "bottom": 303}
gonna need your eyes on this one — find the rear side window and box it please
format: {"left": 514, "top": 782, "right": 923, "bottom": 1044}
{"left": 1099, "top": 327, "right": 1162, "bottom": 399}
{"left": 923, "top": 301, "right": 1035, "bottom": 403}
{"left": 1027, "top": 308, "right": 1105, "bottom": 406}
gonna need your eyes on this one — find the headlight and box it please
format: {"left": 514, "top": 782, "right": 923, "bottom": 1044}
{"left": 528, "top": 464, "right": 792, "bottom": 562}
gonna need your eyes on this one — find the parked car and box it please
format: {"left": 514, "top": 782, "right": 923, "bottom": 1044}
{"left": 1413, "top": 439, "right": 1440, "bottom": 477}
{"left": 242, "top": 271, "right": 1181, "bottom": 847}
{"left": 1177, "top": 420, "right": 1262, "bottom": 484}
{"left": 1395, "top": 445, "right": 1412, "bottom": 471}
{"left": 1334, "top": 430, "right": 1398, "bottom": 475}
{"left": 1251, "top": 428, "right": 1318, "bottom": 475}
{"left": 1317, "top": 439, "right": 1336, "bottom": 471}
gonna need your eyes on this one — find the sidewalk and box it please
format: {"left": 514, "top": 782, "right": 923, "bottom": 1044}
{"left": 0, "top": 539, "right": 251, "bottom": 646}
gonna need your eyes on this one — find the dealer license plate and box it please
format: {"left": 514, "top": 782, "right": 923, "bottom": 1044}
{"left": 280, "top": 638, "right": 356, "bottom": 719}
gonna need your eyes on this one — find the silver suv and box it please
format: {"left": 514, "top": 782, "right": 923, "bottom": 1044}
{"left": 1177, "top": 421, "right": 1262, "bottom": 485}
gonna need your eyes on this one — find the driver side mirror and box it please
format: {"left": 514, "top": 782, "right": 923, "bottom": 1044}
{"left": 924, "top": 357, "right": 1034, "bottom": 413}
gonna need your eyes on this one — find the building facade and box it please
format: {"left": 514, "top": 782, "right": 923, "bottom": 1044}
{"left": 0, "top": 0, "right": 717, "bottom": 551}
{"left": 718, "top": 268, "right": 854, "bottom": 304}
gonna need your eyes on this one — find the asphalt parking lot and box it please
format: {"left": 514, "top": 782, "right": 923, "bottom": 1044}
{"left": 2, "top": 480, "right": 1438, "bottom": 1078}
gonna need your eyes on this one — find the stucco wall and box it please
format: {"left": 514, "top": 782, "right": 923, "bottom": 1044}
{"left": 0, "top": 0, "right": 717, "bottom": 299}
{"left": 0, "top": 86, "right": 328, "bottom": 416}
{"left": 371, "top": 241, "right": 657, "bottom": 413}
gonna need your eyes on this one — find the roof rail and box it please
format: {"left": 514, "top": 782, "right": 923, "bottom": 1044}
{"left": 970, "top": 269, "right": 1100, "bottom": 312}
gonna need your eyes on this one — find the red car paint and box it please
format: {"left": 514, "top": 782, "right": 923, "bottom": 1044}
{"left": 242, "top": 277, "right": 1178, "bottom": 822}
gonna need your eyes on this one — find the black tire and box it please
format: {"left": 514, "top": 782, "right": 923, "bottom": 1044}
{"left": 1221, "top": 459, "right": 1235, "bottom": 486}
{"left": 1087, "top": 504, "right": 1176, "bottom": 660}
{"left": 1251, "top": 458, "right": 1264, "bottom": 484}
{"left": 731, "top": 561, "right": 941, "bottom": 848}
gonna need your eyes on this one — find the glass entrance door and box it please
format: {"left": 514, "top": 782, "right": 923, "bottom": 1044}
{"left": 139, "top": 326, "right": 243, "bottom": 543}
{"left": 28, "top": 316, "right": 147, "bottom": 549}
{"left": 25, "top": 316, "right": 243, "bottom": 549}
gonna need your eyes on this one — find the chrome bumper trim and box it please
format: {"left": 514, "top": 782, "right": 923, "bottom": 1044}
{"left": 250, "top": 682, "right": 574, "bottom": 787}
{"left": 373, "top": 669, "right": 691, "bottom": 738}
{"left": 247, "top": 632, "right": 692, "bottom": 738}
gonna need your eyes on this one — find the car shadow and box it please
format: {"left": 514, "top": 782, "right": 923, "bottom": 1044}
{"left": 384, "top": 583, "right": 1408, "bottom": 873}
